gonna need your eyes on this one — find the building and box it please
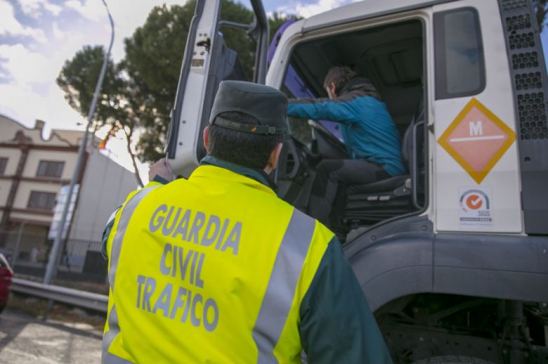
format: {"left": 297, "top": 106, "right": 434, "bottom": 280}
{"left": 0, "top": 114, "right": 137, "bottom": 277}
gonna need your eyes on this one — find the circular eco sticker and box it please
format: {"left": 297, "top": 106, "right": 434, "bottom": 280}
{"left": 460, "top": 190, "right": 490, "bottom": 212}
{"left": 459, "top": 189, "right": 492, "bottom": 225}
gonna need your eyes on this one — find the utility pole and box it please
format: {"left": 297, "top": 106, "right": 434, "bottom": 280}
{"left": 43, "top": 0, "right": 115, "bottom": 285}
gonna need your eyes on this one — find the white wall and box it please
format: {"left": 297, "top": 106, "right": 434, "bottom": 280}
{"left": 69, "top": 150, "right": 137, "bottom": 243}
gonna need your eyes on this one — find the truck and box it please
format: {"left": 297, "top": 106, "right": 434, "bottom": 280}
{"left": 166, "top": 0, "right": 548, "bottom": 362}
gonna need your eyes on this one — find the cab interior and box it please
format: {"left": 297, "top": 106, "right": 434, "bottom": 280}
{"left": 275, "top": 19, "right": 427, "bottom": 234}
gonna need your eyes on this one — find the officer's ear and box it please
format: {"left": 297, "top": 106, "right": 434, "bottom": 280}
{"left": 203, "top": 126, "right": 211, "bottom": 153}
{"left": 264, "top": 142, "right": 283, "bottom": 174}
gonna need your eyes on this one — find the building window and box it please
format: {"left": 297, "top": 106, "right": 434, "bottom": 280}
{"left": 28, "top": 191, "right": 57, "bottom": 210}
{"left": 37, "top": 160, "right": 65, "bottom": 178}
{"left": 0, "top": 158, "right": 7, "bottom": 175}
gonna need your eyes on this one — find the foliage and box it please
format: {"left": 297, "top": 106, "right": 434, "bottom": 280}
{"left": 535, "top": 0, "right": 548, "bottom": 30}
{"left": 58, "top": 0, "right": 296, "bottom": 166}
{"left": 57, "top": 46, "right": 123, "bottom": 124}
{"left": 269, "top": 11, "right": 293, "bottom": 39}
{"left": 125, "top": 0, "right": 262, "bottom": 161}
{"left": 57, "top": 45, "right": 145, "bottom": 186}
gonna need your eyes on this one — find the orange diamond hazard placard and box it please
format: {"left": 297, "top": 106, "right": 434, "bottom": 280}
{"left": 438, "top": 98, "right": 516, "bottom": 184}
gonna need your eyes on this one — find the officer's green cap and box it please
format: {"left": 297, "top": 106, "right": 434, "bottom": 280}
{"left": 209, "top": 81, "right": 288, "bottom": 135}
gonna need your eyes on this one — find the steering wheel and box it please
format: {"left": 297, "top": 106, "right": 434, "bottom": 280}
{"left": 276, "top": 135, "right": 305, "bottom": 180}
{"left": 308, "top": 120, "right": 347, "bottom": 157}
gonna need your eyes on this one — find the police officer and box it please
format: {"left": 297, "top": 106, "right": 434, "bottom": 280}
{"left": 102, "top": 81, "right": 392, "bottom": 363}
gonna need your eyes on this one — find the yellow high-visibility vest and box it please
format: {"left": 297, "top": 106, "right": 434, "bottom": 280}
{"left": 103, "top": 164, "right": 333, "bottom": 363}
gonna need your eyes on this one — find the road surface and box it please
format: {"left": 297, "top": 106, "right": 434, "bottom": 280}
{"left": 0, "top": 308, "right": 102, "bottom": 363}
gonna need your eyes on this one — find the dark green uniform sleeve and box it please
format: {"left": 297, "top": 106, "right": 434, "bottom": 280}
{"left": 299, "top": 238, "right": 393, "bottom": 363}
{"left": 101, "top": 210, "right": 117, "bottom": 260}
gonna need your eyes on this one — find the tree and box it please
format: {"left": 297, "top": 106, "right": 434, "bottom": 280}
{"left": 269, "top": 11, "right": 297, "bottom": 40}
{"left": 57, "top": 46, "right": 145, "bottom": 186}
{"left": 59, "top": 1, "right": 296, "bottom": 166}
{"left": 535, "top": 0, "right": 548, "bottom": 30}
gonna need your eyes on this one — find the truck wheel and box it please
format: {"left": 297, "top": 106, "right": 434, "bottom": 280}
{"left": 412, "top": 356, "right": 495, "bottom": 364}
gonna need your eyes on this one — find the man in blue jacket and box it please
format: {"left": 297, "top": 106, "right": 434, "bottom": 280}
{"left": 287, "top": 66, "right": 405, "bottom": 229}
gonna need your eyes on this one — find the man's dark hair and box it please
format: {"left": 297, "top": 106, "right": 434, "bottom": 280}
{"left": 208, "top": 112, "right": 283, "bottom": 170}
{"left": 323, "top": 66, "right": 357, "bottom": 95}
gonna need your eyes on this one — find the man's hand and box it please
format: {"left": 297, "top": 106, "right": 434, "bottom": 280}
{"left": 148, "top": 158, "right": 176, "bottom": 182}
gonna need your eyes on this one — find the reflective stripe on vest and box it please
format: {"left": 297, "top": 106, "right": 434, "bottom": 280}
{"left": 108, "top": 186, "right": 158, "bottom": 290}
{"left": 102, "top": 186, "right": 158, "bottom": 364}
{"left": 252, "top": 208, "right": 315, "bottom": 363}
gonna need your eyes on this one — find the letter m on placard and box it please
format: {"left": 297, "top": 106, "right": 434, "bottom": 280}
{"left": 469, "top": 121, "right": 483, "bottom": 136}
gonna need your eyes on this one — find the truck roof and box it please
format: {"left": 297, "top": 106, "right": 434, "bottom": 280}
{"left": 301, "top": 0, "right": 452, "bottom": 32}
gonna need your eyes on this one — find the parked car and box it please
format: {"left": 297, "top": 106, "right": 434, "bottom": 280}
{"left": 0, "top": 253, "right": 13, "bottom": 313}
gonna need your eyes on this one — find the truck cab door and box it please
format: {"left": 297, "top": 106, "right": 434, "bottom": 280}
{"left": 432, "top": 0, "right": 523, "bottom": 233}
{"left": 166, "top": 0, "right": 269, "bottom": 176}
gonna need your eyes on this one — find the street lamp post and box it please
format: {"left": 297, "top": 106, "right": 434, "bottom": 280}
{"left": 43, "top": 0, "right": 115, "bottom": 285}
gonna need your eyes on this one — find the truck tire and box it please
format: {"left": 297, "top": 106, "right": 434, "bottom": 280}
{"left": 412, "top": 356, "right": 495, "bottom": 364}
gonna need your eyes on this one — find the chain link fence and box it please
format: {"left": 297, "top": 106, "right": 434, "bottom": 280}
{"left": 0, "top": 227, "right": 108, "bottom": 294}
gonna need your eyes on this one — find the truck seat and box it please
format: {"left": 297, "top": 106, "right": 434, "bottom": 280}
{"left": 342, "top": 106, "right": 424, "bottom": 227}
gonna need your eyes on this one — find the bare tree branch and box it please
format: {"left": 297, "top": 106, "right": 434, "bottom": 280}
{"left": 120, "top": 123, "right": 145, "bottom": 187}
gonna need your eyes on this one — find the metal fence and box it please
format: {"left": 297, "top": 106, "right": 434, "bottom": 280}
{"left": 0, "top": 228, "right": 108, "bottom": 294}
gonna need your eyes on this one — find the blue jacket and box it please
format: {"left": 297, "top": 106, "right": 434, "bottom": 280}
{"left": 287, "top": 79, "right": 405, "bottom": 176}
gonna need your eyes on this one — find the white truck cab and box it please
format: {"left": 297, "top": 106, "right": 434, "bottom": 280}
{"left": 167, "top": 0, "right": 548, "bottom": 362}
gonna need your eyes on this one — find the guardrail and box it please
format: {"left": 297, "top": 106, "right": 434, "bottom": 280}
{"left": 11, "top": 278, "right": 108, "bottom": 313}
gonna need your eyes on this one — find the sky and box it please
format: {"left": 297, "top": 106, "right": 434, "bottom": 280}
{"left": 0, "top": 0, "right": 351, "bottom": 182}
{"left": 0, "top": 0, "right": 547, "bottom": 181}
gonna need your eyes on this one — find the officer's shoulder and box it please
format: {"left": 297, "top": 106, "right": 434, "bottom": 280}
{"left": 122, "top": 179, "right": 185, "bottom": 205}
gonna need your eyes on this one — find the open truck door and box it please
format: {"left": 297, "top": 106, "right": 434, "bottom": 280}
{"left": 166, "top": 0, "right": 269, "bottom": 176}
